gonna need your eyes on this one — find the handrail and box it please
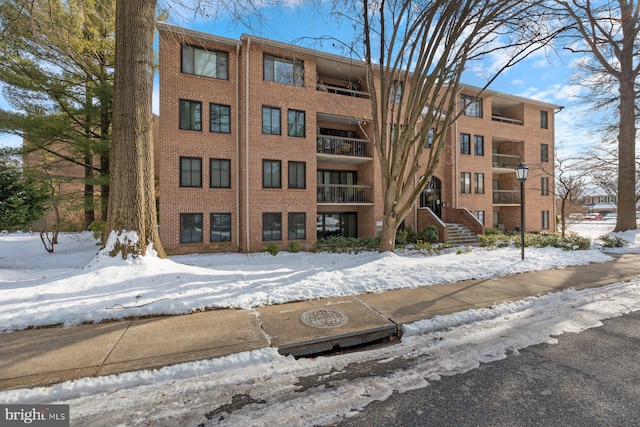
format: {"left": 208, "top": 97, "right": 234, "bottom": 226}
{"left": 316, "top": 136, "right": 370, "bottom": 158}
{"left": 316, "top": 82, "right": 371, "bottom": 99}
{"left": 317, "top": 184, "right": 372, "bottom": 204}
{"left": 491, "top": 115, "right": 523, "bottom": 125}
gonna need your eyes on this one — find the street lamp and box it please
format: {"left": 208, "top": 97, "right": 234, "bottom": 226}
{"left": 515, "top": 162, "right": 529, "bottom": 260}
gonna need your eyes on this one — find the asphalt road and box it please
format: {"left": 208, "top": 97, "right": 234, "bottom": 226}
{"left": 337, "top": 310, "right": 640, "bottom": 427}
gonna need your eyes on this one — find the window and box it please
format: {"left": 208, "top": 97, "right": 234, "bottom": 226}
{"left": 210, "top": 213, "right": 231, "bottom": 242}
{"left": 541, "top": 177, "right": 549, "bottom": 196}
{"left": 264, "top": 54, "right": 304, "bottom": 86}
{"left": 180, "top": 213, "right": 203, "bottom": 243}
{"left": 541, "top": 144, "right": 549, "bottom": 162}
{"left": 263, "top": 160, "right": 281, "bottom": 188}
{"left": 475, "top": 173, "right": 485, "bottom": 194}
{"left": 474, "top": 211, "right": 485, "bottom": 225}
{"left": 181, "top": 46, "right": 228, "bottom": 79}
{"left": 210, "top": 159, "right": 230, "bottom": 188}
{"left": 474, "top": 135, "right": 484, "bottom": 156}
{"left": 540, "top": 110, "right": 549, "bottom": 129}
{"left": 210, "top": 104, "right": 230, "bottom": 133}
{"left": 460, "top": 172, "right": 471, "bottom": 194}
{"left": 262, "top": 106, "right": 281, "bottom": 135}
{"left": 262, "top": 212, "right": 282, "bottom": 241}
{"left": 424, "top": 128, "right": 435, "bottom": 148}
{"left": 542, "top": 210, "right": 550, "bottom": 229}
{"left": 391, "top": 80, "right": 403, "bottom": 104}
{"left": 287, "top": 109, "right": 305, "bottom": 137}
{"left": 179, "top": 100, "right": 201, "bottom": 130}
{"left": 317, "top": 213, "right": 357, "bottom": 239}
{"left": 180, "top": 157, "right": 202, "bottom": 187}
{"left": 288, "top": 161, "right": 306, "bottom": 189}
{"left": 461, "top": 95, "right": 482, "bottom": 118}
{"left": 288, "top": 212, "right": 306, "bottom": 240}
{"left": 460, "top": 133, "right": 471, "bottom": 154}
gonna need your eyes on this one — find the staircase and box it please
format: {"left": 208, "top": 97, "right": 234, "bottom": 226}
{"left": 445, "top": 223, "right": 480, "bottom": 246}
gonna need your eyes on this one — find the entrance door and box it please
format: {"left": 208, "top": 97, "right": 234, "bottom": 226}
{"left": 420, "top": 176, "right": 442, "bottom": 218}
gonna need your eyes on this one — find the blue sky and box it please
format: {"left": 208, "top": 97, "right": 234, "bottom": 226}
{"left": 1, "top": 2, "right": 594, "bottom": 159}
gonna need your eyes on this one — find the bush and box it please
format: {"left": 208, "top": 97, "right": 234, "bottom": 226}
{"left": 262, "top": 243, "right": 280, "bottom": 256}
{"left": 396, "top": 226, "right": 417, "bottom": 247}
{"left": 315, "top": 236, "right": 380, "bottom": 253}
{"left": 88, "top": 221, "right": 106, "bottom": 241}
{"left": 417, "top": 225, "right": 439, "bottom": 243}
{"left": 479, "top": 231, "right": 590, "bottom": 250}
{"left": 599, "top": 235, "right": 627, "bottom": 248}
{"left": 287, "top": 242, "right": 300, "bottom": 253}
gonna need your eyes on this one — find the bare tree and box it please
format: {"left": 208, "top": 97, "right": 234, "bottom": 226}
{"left": 347, "top": 0, "right": 558, "bottom": 251}
{"left": 555, "top": 155, "right": 588, "bottom": 237}
{"left": 551, "top": 0, "right": 639, "bottom": 232}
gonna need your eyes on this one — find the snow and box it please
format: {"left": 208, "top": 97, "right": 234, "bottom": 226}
{"left": 1, "top": 222, "right": 639, "bottom": 425}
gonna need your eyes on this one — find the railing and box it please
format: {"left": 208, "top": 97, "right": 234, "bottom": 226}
{"left": 492, "top": 115, "right": 523, "bottom": 125}
{"left": 316, "top": 82, "right": 371, "bottom": 99}
{"left": 317, "top": 136, "right": 371, "bottom": 158}
{"left": 493, "top": 190, "right": 521, "bottom": 205}
{"left": 492, "top": 153, "right": 521, "bottom": 169}
{"left": 317, "top": 184, "right": 372, "bottom": 204}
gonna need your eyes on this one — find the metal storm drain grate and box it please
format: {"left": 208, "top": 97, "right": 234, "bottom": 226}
{"left": 300, "top": 308, "right": 349, "bottom": 328}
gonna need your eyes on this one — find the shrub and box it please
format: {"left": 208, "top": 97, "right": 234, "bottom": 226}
{"left": 599, "top": 235, "right": 627, "bottom": 248}
{"left": 396, "top": 226, "right": 417, "bottom": 246}
{"left": 88, "top": 221, "right": 106, "bottom": 241}
{"left": 479, "top": 231, "right": 590, "bottom": 250}
{"left": 262, "top": 243, "right": 280, "bottom": 256}
{"left": 417, "top": 225, "right": 439, "bottom": 243}
{"left": 315, "top": 236, "right": 380, "bottom": 253}
{"left": 287, "top": 242, "right": 301, "bottom": 253}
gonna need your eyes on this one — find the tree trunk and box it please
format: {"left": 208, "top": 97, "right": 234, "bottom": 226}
{"left": 100, "top": 154, "right": 109, "bottom": 221}
{"left": 107, "top": 0, "right": 166, "bottom": 258}
{"left": 84, "top": 158, "right": 95, "bottom": 229}
{"left": 614, "top": 69, "right": 637, "bottom": 232}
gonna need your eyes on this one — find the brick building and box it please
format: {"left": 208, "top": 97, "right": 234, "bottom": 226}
{"left": 157, "top": 23, "right": 559, "bottom": 255}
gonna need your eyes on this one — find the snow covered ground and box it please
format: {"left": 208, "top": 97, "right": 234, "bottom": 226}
{"left": 1, "top": 222, "right": 639, "bottom": 425}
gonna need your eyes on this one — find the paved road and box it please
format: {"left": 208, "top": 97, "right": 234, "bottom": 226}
{"left": 337, "top": 310, "right": 640, "bottom": 427}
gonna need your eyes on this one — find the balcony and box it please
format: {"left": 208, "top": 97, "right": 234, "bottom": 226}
{"left": 493, "top": 190, "right": 521, "bottom": 205}
{"left": 492, "top": 153, "right": 521, "bottom": 174}
{"left": 316, "top": 82, "right": 371, "bottom": 99}
{"left": 317, "top": 136, "right": 372, "bottom": 164}
{"left": 491, "top": 115, "right": 523, "bottom": 125}
{"left": 317, "top": 184, "right": 373, "bottom": 204}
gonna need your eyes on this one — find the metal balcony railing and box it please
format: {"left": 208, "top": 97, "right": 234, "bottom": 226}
{"left": 491, "top": 115, "right": 523, "bottom": 125}
{"left": 316, "top": 82, "right": 371, "bottom": 99}
{"left": 492, "top": 153, "right": 521, "bottom": 169}
{"left": 317, "top": 184, "right": 372, "bottom": 204}
{"left": 317, "top": 136, "right": 371, "bottom": 158}
{"left": 493, "top": 190, "right": 521, "bottom": 205}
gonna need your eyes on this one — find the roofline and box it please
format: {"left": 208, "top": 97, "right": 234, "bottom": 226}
{"left": 156, "top": 23, "right": 564, "bottom": 111}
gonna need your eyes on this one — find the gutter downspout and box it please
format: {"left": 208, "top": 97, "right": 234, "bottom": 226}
{"left": 244, "top": 36, "right": 251, "bottom": 252}
{"left": 235, "top": 43, "right": 241, "bottom": 250}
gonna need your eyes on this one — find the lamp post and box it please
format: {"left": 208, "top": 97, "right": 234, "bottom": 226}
{"left": 515, "top": 162, "right": 529, "bottom": 260}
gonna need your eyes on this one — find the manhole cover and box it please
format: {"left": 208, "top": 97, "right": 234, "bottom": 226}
{"left": 300, "top": 308, "right": 349, "bottom": 328}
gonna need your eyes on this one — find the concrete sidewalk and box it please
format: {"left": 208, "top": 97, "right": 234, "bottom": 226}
{"left": 1, "top": 253, "right": 639, "bottom": 392}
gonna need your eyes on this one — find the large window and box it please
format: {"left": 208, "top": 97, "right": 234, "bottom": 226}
{"left": 474, "top": 173, "right": 485, "bottom": 194}
{"left": 210, "top": 213, "right": 231, "bottom": 242}
{"left": 288, "top": 212, "right": 306, "bottom": 240}
{"left": 264, "top": 54, "right": 304, "bottom": 86}
{"left": 460, "top": 133, "right": 471, "bottom": 155}
{"left": 210, "top": 104, "right": 230, "bottom": 133}
{"left": 541, "top": 177, "right": 549, "bottom": 196}
{"left": 288, "top": 161, "right": 306, "bottom": 189}
{"left": 540, "top": 110, "right": 549, "bottom": 129}
{"left": 180, "top": 213, "right": 203, "bottom": 243}
{"left": 262, "top": 106, "right": 281, "bottom": 135}
{"left": 460, "top": 172, "right": 471, "bottom": 194}
{"left": 180, "top": 157, "right": 202, "bottom": 187}
{"left": 474, "top": 211, "right": 485, "bottom": 225}
{"left": 542, "top": 210, "right": 550, "bottom": 229}
{"left": 541, "top": 144, "right": 549, "bottom": 162}
{"left": 179, "top": 100, "right": 201, "bottom": 131}
{"left": 263, "top": 160, "right": 281, "bottom": 188}
{"left": 262, "top": 212, "right": 282, "bottom": 241}
{"left": 287, "top": 109, "right": 305, "bottom": 137}
{"left": 210, "top": 159, "right": 231, "bottom": 188}
{"left": 461, "top": 95, "right": 482, "bottom": 118}
{"left": 182, "top": 46, "right": 228, "bottom": 79}
{"left": 474, "top": 135, "right": 484, "bottom": 156}
{"left": 316, "top": 213, "right": 357, "bottom": 238}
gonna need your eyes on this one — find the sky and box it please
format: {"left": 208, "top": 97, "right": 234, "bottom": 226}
{"left": 0, "top": 2, "right": 596, "bottom": 159}
{"left": 0, "top": 222, "right": 639, "bottom": 424}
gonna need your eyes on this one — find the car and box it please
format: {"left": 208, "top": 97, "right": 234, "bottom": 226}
{"left": 584, "top": 213, "right": 603, "bottom": 221}
{"left": 602, "top": 213, "right": 617, "bottom": 221}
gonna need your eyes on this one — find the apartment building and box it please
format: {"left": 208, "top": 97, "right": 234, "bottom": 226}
{"left": 157, "top": 22, "right": 559, "bottom": 255}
